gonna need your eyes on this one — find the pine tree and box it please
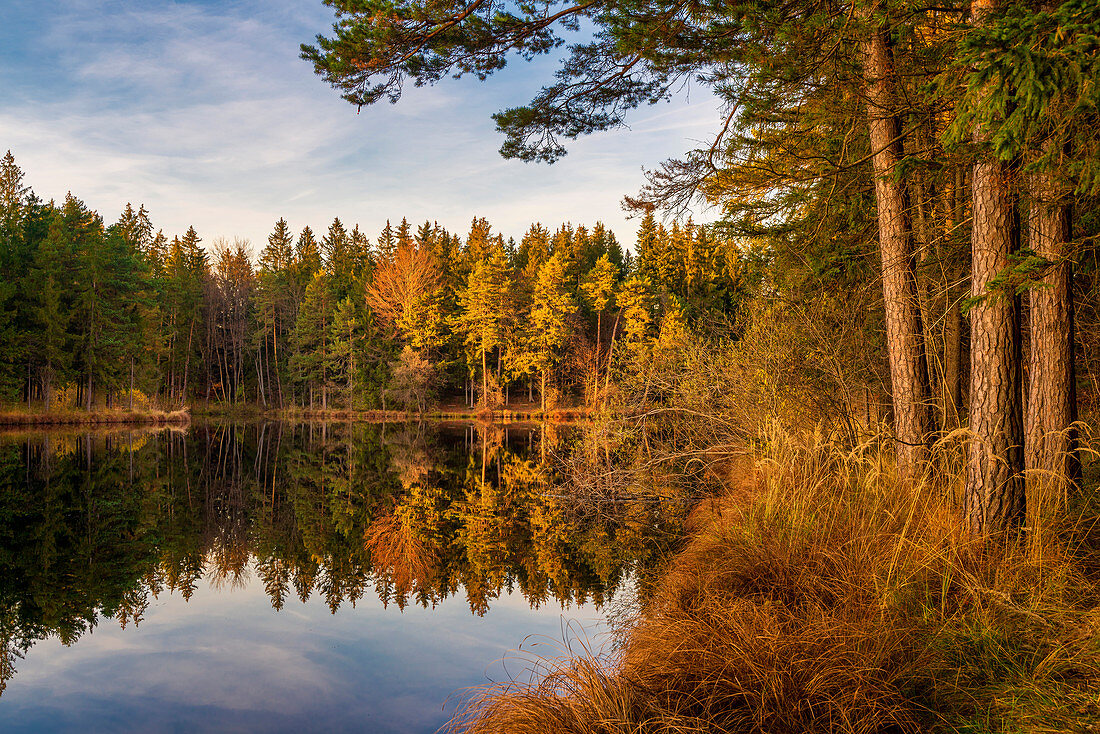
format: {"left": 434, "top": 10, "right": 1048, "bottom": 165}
{"left": 376, "top": 220, "right": 396, "bottom": 260}
{"left": 580, "top": 253, "right": 619, "bottom": 400}
{"left": 328, "top": 295, "right": 364, "bottom": 408}
{"left": 0, "top": 150, "right": 28, "bottom": 256}
{"left": 615, "top": 275, "right": 657, "bottom": 381}
{"left": 293, "top": 226, "right": 322, "bottom": 305}
{"left": 68, "top": 195, "right": 145, "bottom": 409}
{"left": 255, "top": 218, "right": 296, "bottom": 406}
{"left": 528, "top": 252, "right": 576, "bottom": 411}
{"left": 454, "top": 249, "right": 510, "bottom": 405}
{"left": 163, "top": 226, "right": 207, "bottom": 403}
{"left": 0, "top": 151, "right": 29, "bottom": 398}
{"left": 322, "top": 217, "right": 353, "bottom": 296}
{"left": 292, "top": 270, "right": 334, "bottom": 409}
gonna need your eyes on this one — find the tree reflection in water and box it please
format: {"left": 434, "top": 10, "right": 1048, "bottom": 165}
{"left": 0, "top": 421, "right": 688, "bottom": 695}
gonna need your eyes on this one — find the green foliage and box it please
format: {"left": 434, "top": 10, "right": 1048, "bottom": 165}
{"left": 949, "top": 0, "right": 1100, "bottom": 194}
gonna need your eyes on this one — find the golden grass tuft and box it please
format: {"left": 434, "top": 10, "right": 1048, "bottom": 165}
{"left": 447, "top": 424, "right": 1100, "bottom": 733}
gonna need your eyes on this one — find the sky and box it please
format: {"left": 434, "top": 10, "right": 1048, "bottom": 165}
{"left": 0, "top": 0, "right": 723, "bottom": 253}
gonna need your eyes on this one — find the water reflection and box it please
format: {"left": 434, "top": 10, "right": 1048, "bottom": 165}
{"left": 0, "top": 422, "right": 687, "bottom": 700}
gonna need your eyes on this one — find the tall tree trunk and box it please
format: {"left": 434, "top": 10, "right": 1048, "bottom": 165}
{"left": 967, "top": 0, "right": 1025, "bottom": 537}
{"left": 273, "top": 320, "right": 284, "bottom": 407}
{"left": 1026, "top": 160, "right": 1078, "bottom": 496}
{"left": 182, "top": 319, "right": 195, "bottom": 405}
{"left": 941, "top": 166, "right": 966, "bottom": 429}
{"left": 604, "top": 308, "right": 623, "bottom": 408}
{"left": 860, "top": 6, "right": 933, "bottom": 473}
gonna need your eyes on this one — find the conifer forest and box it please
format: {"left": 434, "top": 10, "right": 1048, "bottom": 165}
{"left": 0, "top": 151, "right": 742, "bottom": 414}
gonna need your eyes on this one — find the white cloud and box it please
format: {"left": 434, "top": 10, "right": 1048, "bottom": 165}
{"left": 0, "top": 0, "right": 723, "bottom": 250}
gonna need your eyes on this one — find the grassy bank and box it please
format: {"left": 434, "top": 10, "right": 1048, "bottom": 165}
{"left": 0, "top": 406, "right": 192, "bottom": 427}
{"left": 448, "top": 425, "right": 1100, "bottom": 733}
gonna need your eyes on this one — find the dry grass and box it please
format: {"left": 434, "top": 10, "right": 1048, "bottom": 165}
{"left": 0, "top": 405, "right": 191, "bottom": 427}
{"left": 447, "top": 424, "right": 1100, "bottom": 734}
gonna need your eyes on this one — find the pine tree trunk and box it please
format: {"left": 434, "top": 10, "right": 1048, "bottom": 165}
{"left": 604, "top": 308, "right": 623, "bottom": 408}
{"left": 966, "top": 0, "right": 1025, "bottom": 536}
{"left": 860, "top": 8, "right": 933, "bottom": 473}
{"left": 348, "top": 329, "right": 355, "bottom": 410}
{"left": 182, "top": 319, "right": 195, "bottom": 405}
{"left": 941, "top": 165, "right": 966, "bottom": 429}
{"left": 273, "top": 321, "right": 284, "bottom": 407}
{"left": 1025, "top": 163, "right": 1078, "bottom": 496}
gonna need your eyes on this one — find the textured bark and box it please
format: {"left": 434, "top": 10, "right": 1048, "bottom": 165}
{"left": 966, "top": 0, "right": 1025, "bottom": 535}
{"left": 860, "top": 13, "right": 933, "bottom": 473}
{"left": 1025, "top": 165, "right": 1078, "bottom": 494}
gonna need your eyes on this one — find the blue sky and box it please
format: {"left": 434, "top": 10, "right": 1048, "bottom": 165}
{"left": 0, "top": 0, "right": 721, "bottom": 251}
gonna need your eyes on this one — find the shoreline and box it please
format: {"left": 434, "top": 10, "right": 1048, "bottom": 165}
{"left": 0, "top": 407, "right": 192, "bottom": 428}
{"left": 0, "top": 404, "right": 592, "bottom": 428}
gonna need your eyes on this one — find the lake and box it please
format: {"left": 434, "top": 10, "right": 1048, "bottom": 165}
{"left": 0, "top": 422, "right": 685, "bottom": 733}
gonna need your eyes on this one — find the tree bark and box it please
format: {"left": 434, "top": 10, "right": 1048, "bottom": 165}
{"left": 1025, "top": 162, "right": 1078, "bottom": 496}
{"left": 860, "top": 9, "right": 933, "bottom": 473}
{"left": 966, "top": 0, "right": 1025, "bottom": 537}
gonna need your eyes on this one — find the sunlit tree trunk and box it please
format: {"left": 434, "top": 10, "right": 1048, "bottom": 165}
{"left": 966, "top": 0, "right": 1025, "bottom": 536}
{"left": 1026, "top": 160, "right": 1078, "bottom": 495}
{"left": 860, "top": 8, "right": 933, "bottom": 473}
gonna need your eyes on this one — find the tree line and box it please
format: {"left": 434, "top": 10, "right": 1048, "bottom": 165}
{"left": 0, "top": 150, "right": 744, "bottom": 414}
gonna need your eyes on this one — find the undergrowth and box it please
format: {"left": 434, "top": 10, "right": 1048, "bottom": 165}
{"left": 446, "top": 424, "right": 1100, "bottom": 734}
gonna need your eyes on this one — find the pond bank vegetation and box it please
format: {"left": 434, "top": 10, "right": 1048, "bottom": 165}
{"left": 450, "top": 423, "right": 1100, "bottom": 733}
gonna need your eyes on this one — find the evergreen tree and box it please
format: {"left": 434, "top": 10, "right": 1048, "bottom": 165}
{"left": 528, "top": 252, "right": 576, "bottom": 411}
{"left": 615, "top": 275, "right": 657, "bottom": 371}
{"left": 291, "top": 270, "right": 334, "bottom": 409}
{"left": 328, "top": 295, "right": 364, "bottom": 408}
{"left": 580, "top": 253, "right": 619, "bottom": 398}
{"left": 454, "top": 249, "right": 510, "bottom": 405}
{"left": 0, "top": 151, "right": 29, "bottom": 398}
{"left": 376, "top": 220, "right": 396, "bottom": 260}
{"left": 322, "top": 217, "right": 353, "bottom": 296}
{"left": 255, "top": 218, "right": 296, "bottom": 406}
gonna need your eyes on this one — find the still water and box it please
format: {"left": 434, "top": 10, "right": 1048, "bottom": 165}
{"left": 0, "top": 422, "right": 684, "bottom": 732}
